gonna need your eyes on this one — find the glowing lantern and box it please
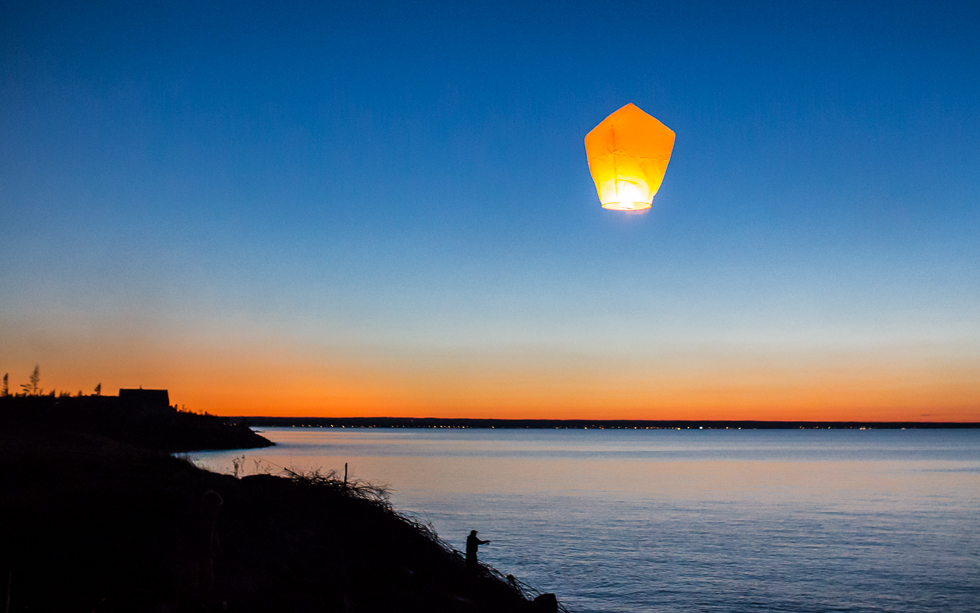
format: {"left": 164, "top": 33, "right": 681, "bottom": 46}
{"left": 585, "top": 103, "right": 675, "bottom": 211}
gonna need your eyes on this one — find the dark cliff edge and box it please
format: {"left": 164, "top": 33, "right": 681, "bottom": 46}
{"left": 0, "top": 394, "right": 273, "bottom": 452}
{"left": 0, "top": 397, "right": 561, "bottom": 612}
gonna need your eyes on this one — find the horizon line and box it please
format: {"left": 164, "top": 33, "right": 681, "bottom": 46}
{"left": 232, "top": 416, "right": 980, "bottom": 429}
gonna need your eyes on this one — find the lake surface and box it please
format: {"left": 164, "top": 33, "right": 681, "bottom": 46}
{"left": 191, "top": 428, "right": 980, "bottom": 612}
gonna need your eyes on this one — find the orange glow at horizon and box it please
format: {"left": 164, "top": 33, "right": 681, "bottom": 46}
{"left": 3, "top": 327, "right": 976, "bottom": 422}
{"left": 175, "top": 359, "right": 980, "bottom": 422}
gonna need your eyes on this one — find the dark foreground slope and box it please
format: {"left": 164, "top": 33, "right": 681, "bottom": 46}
{"left": 0, "top": 414, "right": 555, "bottom": 612}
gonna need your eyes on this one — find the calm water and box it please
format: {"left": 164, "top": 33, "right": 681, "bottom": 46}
{"left": 191, "top": 428, "right": 980, "bottom": 612}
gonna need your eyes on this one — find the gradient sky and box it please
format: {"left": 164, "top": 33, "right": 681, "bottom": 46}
{"left": 1, "top": 0, "right": 978, "bottom": 420}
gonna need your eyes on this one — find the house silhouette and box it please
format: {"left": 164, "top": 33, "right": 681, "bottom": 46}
{"left": 118, "top": 389, "right": 174, "bottom": 417}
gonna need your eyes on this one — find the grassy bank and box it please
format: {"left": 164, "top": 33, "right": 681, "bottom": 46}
{"left": 0, "top": 399, "right": 560, "bottom": 612}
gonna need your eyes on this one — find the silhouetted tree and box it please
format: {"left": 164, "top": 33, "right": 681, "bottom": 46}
{"left": 1, "top": 373, "right": 7, "bottom": 396}
{"left": 94, "top": 382, "right": 102, "bottom": 396}
{"left": 29, "top": 364, "right": 40, "bottom": 395}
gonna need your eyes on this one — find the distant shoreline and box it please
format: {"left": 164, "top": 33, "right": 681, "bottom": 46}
{"left": 234, "top": 417, "right": 980, "bottom": 429}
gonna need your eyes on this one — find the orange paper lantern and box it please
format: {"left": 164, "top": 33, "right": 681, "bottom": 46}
{"left": 585, "top": 103, "right": 675, "bottom": 211}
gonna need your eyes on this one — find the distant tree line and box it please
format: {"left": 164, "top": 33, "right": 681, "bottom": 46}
{"left": 0, "top": 364, "right": 101, "bottom": 398}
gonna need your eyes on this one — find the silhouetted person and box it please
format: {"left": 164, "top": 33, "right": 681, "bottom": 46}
{"left": 466, "top": 530, "right": 489, "bottom": 569}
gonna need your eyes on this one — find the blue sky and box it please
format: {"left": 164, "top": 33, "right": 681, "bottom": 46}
{"left": 1, "top": 1, "right": 977, "bottom": 418}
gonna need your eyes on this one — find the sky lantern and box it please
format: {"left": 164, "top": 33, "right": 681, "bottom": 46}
{"left": 585, "top": 103, "right": 675, "bottom": 211}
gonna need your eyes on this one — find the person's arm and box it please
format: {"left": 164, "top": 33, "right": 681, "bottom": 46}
{"left": 480, "top": 538, "right": 490, "bottom": 545}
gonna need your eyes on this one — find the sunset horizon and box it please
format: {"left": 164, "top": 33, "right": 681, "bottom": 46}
{"left": 2, "top": 355, "right": 976, "bottom": 422}
{"left": 3, "top": 0, "right": 978, "bottom": 423}
{"left": 3, "top": 3, "right": 979, "bottom": 610}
